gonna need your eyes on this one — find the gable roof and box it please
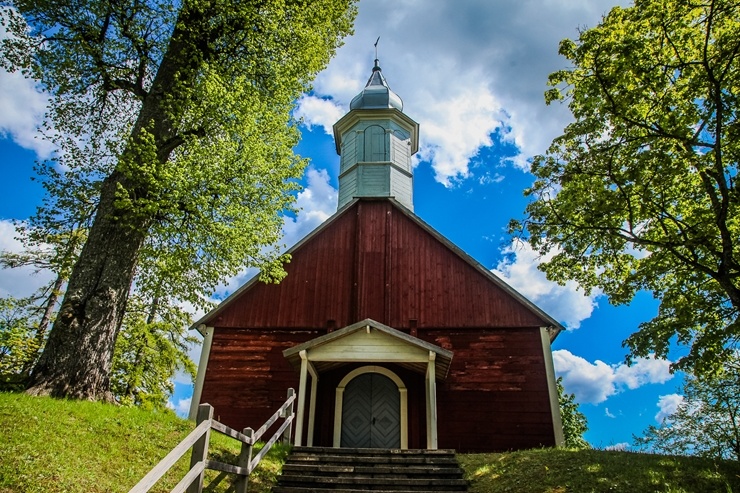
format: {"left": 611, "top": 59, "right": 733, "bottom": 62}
{"left": 192, "top": 198, "right": 565, "bottom": 340}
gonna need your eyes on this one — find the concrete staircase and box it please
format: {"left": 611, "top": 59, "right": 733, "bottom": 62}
{"left": 272, "top": 447, "right": 468, "bottom": 492}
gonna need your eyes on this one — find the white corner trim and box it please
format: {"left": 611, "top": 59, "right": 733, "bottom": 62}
{"left": 540, "top": 327, "right": 565, "bottom": 446}
{"left": 189, "top": 326, "right": 214, "bottom": 421}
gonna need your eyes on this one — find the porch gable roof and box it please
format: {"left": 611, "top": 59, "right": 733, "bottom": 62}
{"left": 283, "top": 318, "right": 453, "bottom": 378}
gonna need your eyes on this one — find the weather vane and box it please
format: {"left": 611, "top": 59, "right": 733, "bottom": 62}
{"left": 374, "top": 36, "right": 380, "bottom": 61}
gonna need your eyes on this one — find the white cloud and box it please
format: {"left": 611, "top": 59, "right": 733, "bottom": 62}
{"left": 605, "top": 408, "right": 616, "bottom": 418}
{"left": 614, "top": 355, "right": 674, "bottom": 390}
{"left": 0, "top": 219, "right": 55, "bottom": 298}
{"left": 553, "top": 350, "right": 615, "bottom": 404}
{"left": 492, "top": 240, "right": 600, "bottom": 329}
{"left": 169, "top": 397, "right": 191, "bottom": 418}
{"left": 281, "top": 167, "right": 338, "bottom": 249}
{"left": 554, "top": 349, "right": 674, "bottom": 405}
{"left": 0, "top": 16, "right": 53, "bottom": 158}
{"left": 415, "top": 80, "right": 504, "bottom": 185}
{"left": 300, "top": 0, "right": 622, "bottom": 183}
{"left": 0, "top": 69, "right": 53, "bottom": 157}
{"left": 604, "top": 442, "right": 630, "bottom": 452}
{"left": 655, "top": 393, "right": 684, "bottom": 423}
{"left": 294, "top": 95, "right": 345, "bottom": 135}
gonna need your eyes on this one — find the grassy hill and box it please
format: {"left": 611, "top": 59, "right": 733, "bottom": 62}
{"left": 1, "top": 392, "right": 738, "bottom": 493}
{"left": 0, "top": 392, "right": 286, "bottom": 492}
{"left": 460, "top": 449, "right": 740, "bottom": 492}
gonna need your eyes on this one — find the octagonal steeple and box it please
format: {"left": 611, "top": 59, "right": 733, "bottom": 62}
{"left": 333, "top": 59, "right": 419, "bottom": 211}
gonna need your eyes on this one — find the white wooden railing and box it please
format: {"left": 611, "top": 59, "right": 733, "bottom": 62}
{"left": 129, "top": 388, "right": 295, "bottom": 493}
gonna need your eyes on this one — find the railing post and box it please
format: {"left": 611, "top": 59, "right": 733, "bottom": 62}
{"left": 282, "top": 388, "right": 295, "bottom": 445}
{"left": 187, "top": 404, "right": 213, "bottom": 493}
{"left": 234, "top": 427, "right": 254, "bottom": 493}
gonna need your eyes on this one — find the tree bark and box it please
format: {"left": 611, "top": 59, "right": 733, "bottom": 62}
{"left": 25, "top": 173, "right": 149, "bottom": 400}
{"left": 25, "top": 6, "right": 207, "bottom": 400}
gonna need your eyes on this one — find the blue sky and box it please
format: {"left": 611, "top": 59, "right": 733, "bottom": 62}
{"left": 0, "top": 0, "right": 687, "bottom": 450}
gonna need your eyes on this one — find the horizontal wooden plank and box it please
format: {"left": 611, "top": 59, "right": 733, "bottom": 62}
{"left": 210, "top": 420, "right": 252, "bottom": 444}
{"left": 206, "top": 459, "right": 248, "bottom": 476}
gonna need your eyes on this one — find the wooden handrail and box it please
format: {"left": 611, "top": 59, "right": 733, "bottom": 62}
{"left": 252, "top": 392, "right": 296, "bottom": 443}
{"left": 129, "top": 420, "right": 211, "bottom": 493}
{"left": 128, "top": 388, "right": 295, "bottom": 493}
{"left": 250, "top": 416, "right": 293, "bottom": 472}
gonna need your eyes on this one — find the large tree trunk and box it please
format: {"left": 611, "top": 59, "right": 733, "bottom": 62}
{"left": 25, "top": 176, "right": 148, "bottom": 400}
{"left": 25, "top": 6, "right": 207, "bottom": 400}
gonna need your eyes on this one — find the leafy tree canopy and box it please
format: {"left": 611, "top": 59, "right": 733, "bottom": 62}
{"left": 111, "top": 293, "right": 197, "bottom": 410}
{"left": 515, "top": 0, "right": 740, "bottom": 374}
{"left": 635, "top": 355, "right": 740, "bottom": 461}
{"left": 0, "top": 296, "right": 42, "bottom": 390}
{"left": 557, "top": 377, "right": 590, "bottom": 449}
{"left": 0, "top": 0, "right": 357, "bottom": 399}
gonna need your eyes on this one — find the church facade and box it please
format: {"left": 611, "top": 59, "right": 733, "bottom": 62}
{"left": 189, "top": 60, "right": 564, "bottom": 453}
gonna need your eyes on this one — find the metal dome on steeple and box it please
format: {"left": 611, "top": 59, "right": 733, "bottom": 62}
{"left": 333, "top": 41, "right": 419, "bottom": 212}
{"left": 349, "top": 58, "right": 404, "bottom": 111}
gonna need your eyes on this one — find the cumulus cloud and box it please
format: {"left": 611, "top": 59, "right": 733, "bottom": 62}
{"left": 282, "top": 167, "right": 338, "bottom": 248}
{"left": 0, "top": 17, "right": 53, "bottom": 158}
{"left": 554, "top": 349, "right": 674, "bottom": 405}
{"left": 655, "top": 394, "right": 684, "bottom": 423}
{"left": 604, "top": 443, "right": 630, "bottom": 452}
{"left": 0, "top": 219, "right": 55, "bottom": 298}
{"left": 297, "top": 0, "right": 621, "bottom": 183}
{"left": 492, "top": 240, "right": 600, "bottom": 329}
{"left": 0, "top": 69, "right": 53, "bottom": 158}
{"left": 167, "top": 396, "right": 191, "bottom": 418}
{"left": 294, "top": 95, "right": 345, "bottom": 136}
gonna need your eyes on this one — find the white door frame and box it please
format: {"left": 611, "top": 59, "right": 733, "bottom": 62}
{"left": 332, "top": 366, "right": 408, "bottom": 449}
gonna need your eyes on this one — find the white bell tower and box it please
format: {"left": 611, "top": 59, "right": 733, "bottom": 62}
{"left": 332, "top": 58, "right": 419, "bottom": 211}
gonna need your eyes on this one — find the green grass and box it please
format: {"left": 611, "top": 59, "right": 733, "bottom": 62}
{"left": 0, "top": 392, "right": 287, "bottom": 492}
{"left": 2, "top": 392, "right": 739, "bottom": 493}
{"left": 460, "top": 448, "right": 740, "bottom": 493}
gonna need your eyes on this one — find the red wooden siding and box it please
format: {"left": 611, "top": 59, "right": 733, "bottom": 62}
{"left": 198, "top": 198, "right": 559, "bottom": 453}
{"left": 201, "top": 326, "right": 556, "bottom": 453}
{"left": 425, "top": 328, "right": 556, "bottom": 452}
{"left": 206, "top": 200, "right": 549, "bottom": 331}
{"left": 199, "top": 328, "right": 322, "bottom": 432}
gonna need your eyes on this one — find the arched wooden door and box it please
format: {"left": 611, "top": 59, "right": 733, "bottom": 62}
{"left": 340, "top": 372, "right": 401, "bottom": 448}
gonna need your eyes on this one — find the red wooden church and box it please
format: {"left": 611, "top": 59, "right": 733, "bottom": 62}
{"left": 189, "top": 60, "right": 565, "bottom": 453}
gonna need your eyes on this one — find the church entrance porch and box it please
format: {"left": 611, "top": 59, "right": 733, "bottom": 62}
{"left": 282, "top": 319, "right": 453, "bottom": 450}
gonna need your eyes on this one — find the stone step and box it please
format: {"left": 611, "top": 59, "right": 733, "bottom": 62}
{"left": 281, "top": 463, "right": 464, "bottom": 477}
{"left": 273, "top": 447, "right": 468, "bottom": 492}
{"left": 272, "top": 486, "right": 460, "bottom": 493}
{"left": 277, "top": 475, "right": 467, "bottom": 489}
{"left": 292, "top": 447, "right": 458, "bottom": 455}
{"left": 287, "top": 454, "right": 459, "bottom": 466}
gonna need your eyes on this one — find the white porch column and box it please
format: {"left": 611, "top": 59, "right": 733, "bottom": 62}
{"left": 295, "top": 350, "right": 309, "bottom": 446}
{"left": 307, "top": 361, "right": 319, "bottom": 447}
{"left": 333, "top": 387, "right": 345, "bottom": 447}
{"left": 425, "top": 351, "right": 438, "bottom": 449}
{"left": 189, "top": 325, "right": 214, "bottom": 421}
